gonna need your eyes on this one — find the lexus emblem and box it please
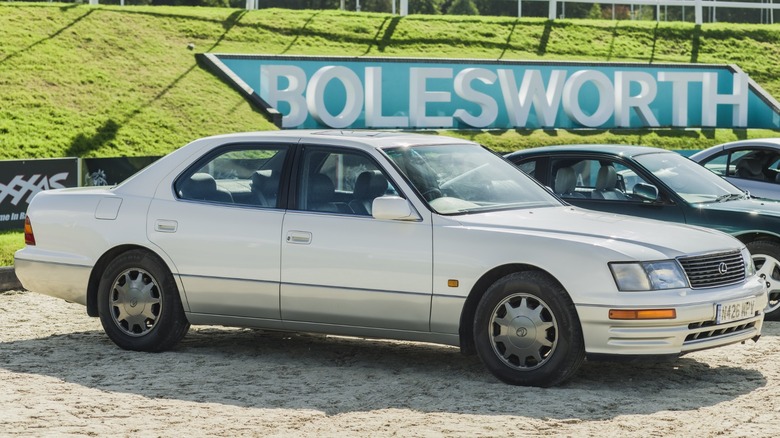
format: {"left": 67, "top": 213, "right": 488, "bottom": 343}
{"left": 718, "top": 262, "right": 728, "bottom": 275}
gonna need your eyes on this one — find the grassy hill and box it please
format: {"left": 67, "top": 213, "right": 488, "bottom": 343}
{"left": 3, "top": 3, "right": 780, "bottom": 265}
{"left": 2, "top": 2, "right": 780, "bottom": 162}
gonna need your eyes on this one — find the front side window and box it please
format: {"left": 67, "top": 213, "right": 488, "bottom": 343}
{"left": 176, "top": 146, "right": 287, "bottom": 208}
{"left": 298, "top": 147, "right": 398, "bottom": 216}
{"left": 549, "top": 158, "right": 653, "bottom": 202}
{"left": 383, "top": 144, "right": 559, "bottom": 214}
{"left": 701, "top": 149, "right": 780, "bottom": 183}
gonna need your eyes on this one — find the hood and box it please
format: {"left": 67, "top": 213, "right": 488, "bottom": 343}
{"left": 697, "top": 197, "right": 780, "bottom": 217}
{"left": 449, "top": 205, "right": 741, "bottom": 260}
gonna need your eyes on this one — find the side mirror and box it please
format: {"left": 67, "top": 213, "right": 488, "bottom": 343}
{"left": 372, "top": 196, "right": 420, "bottom": 221}
{"left": 633, "top": 183, "right": 659, "bottom": 202}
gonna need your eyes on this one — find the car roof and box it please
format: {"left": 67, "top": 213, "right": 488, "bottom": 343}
{"left": 506, "top": 144, "right": 674, "bottom": 159}
{"left": 717, "top": 138, "right": 780, "bottom": 149}
{"left": 196, "top": 130, "right": 475, "bottom": 152}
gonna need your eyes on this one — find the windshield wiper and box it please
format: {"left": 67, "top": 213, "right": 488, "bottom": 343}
{"left": 715, "top": 193, "right": 747, "bottom": 203}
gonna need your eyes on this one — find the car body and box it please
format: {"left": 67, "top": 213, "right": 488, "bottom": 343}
{"left": 506, "top": 144, "right": 780, "bottom": 319}
{"left": 15, "top": 131, "right": 766, "bottom": 387}
{"left": 690, "top": 138, "right": 780, "bottom": 201}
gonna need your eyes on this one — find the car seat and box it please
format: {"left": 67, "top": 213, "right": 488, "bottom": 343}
{"left": 349, "top": 170, "right": 388, "bottom": 215}
{"left": 553, "top": 166, "right": 585, "bottom": 198}
{"left": 591, "top": 165, "right": 627, "bottom": 200}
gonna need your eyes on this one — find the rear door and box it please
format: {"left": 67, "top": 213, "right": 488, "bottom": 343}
{"left": 147, "top": 143, "right": 293, "bottom": 321}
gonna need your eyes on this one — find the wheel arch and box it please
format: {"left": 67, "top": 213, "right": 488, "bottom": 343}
{"left": 733, "top": 231, "right": 780, "bottom": 246}
{"left": 458, "top": 263, "right": 565, "bottom": 356}
{"left": 86, "top": 244, "right": 175, "bottom": 317}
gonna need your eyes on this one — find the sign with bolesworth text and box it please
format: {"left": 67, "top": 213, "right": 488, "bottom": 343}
{"left": 204, "top": 54, "right": 780, "bottom": 130}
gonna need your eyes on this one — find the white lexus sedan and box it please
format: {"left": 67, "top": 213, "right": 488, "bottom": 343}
{"left": 14, "top": 131, "right": 767, "bottom": 387}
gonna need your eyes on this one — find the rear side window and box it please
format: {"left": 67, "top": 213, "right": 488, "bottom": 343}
{"left": 176, "top": 146, "right": 288, "bottom": 208}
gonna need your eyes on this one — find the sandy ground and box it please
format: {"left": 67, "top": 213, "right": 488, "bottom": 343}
{"left": 1, "top": 291, "right": 779, "bottom": 437}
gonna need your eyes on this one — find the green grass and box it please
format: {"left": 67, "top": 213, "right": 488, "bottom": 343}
{"left": 3, "top": 3, "right": 780, "bottom": 263}
{"left": 0, "top": 231, "right": 22, "bottom": 267}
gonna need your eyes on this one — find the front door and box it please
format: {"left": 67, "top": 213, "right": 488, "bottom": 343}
{"left": 280, "top": 145, "right": 433, "bottom": 332}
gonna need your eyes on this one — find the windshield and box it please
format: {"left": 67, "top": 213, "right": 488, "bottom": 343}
{"left": 383, "top": 144, "right": 560, "bottom": 214}
{"left": 634, "top": 152, "right": 746, "bottom": 204}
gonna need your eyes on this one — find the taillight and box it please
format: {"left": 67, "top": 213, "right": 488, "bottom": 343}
{"left": 24, "top": 216, "right": 35, "bottom": 246}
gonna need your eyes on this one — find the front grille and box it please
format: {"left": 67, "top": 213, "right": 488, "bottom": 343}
{"left": 678, "top": 250, "right": 745, "bottom": 289}
{"left": 685, "top": 320, "right": 757, "bottom": 343}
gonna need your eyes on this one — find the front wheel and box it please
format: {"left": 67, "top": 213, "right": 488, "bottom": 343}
{"left": 97, "top": 249, "right": 190, "bottom": 351}
{"left": 746, "top": 240, "right": 780, "bottom": 320}
{"left": 473, "top": 271, "right": 585, "bottom": 387}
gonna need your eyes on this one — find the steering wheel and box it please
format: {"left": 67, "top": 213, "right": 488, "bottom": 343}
{"left": 421, "top": 188, "right": 443, "bottom": 201}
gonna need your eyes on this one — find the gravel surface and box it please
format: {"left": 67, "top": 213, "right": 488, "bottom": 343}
{"left": 1, "top": 290, "right": 779, "bottom": 437}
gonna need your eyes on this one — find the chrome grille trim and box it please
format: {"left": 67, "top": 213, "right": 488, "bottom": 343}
{"left": 678, "top": 250, "right": 746, "bottom": 289}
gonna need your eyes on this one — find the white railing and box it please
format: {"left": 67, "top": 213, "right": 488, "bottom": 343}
{"left": 539, "top": 0, "right": 777, "bottom": 24}
{"left": 329, "top": 0, "right": 778, "bottom": 25}
{"left": 74, "top": 0, "right": 778, "bottom": 25}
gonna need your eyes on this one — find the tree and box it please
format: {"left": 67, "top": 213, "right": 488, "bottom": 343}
{"left": 410, "top": 0, "right": 444, "bottom": 15}
{"left": 587, "top": 3, "right": 602, "bottom": 19}
{"left": 448, "top": 0, "right": 479, "bottom": 16}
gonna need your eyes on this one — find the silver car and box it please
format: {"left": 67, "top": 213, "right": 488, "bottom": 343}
{"left": 690, "top": 138, "right": 780, "bottom": 201}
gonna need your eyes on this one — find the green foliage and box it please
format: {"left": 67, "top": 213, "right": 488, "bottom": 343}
{"left": 410, "top": 0, "right": 444, "bottom": 15}
{"left": 447, "top": 0, "right": 479, "bottom": 16}
{"left": 587, "top": 3, "right": 602, "bottom": 20}
{"left": 0, "top": 231, "right": 22, "bottom": 267}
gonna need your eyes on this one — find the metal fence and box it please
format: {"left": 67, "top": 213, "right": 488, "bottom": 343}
{"left": 71, "top": 0, "right": 779, "bottom": 25}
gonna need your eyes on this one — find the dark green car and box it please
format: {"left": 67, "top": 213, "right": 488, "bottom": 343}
{"left": 506, "top": 144, "right": 780, "bottom": 319}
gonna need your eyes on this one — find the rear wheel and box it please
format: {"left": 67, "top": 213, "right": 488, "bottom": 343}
{"left": 97, "top": 249, "right": 190, "bottom": 351}
{"left": 473, "top": 271, "right": 584, "bottom": 387}
{"left": 746, "top": 240, "right": 780, "bottom": 320}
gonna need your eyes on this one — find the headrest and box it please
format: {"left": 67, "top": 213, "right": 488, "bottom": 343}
{"left": 595, "top": 166, "right": 617, "bottom": 190}
{"left": 554, "top": 167, "right": 576, "bottom": 194}
{"left": 309, "top": 173, "right": 335, "bottom": 202}
{"left": 180, "top": 173, "right": 217, "bottom": 198}
{"left": 353, "top": 170, "right": 387, "bottom": 199}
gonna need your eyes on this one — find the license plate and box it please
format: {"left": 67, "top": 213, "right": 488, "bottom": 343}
{"left": 716, "top": 298, "right": 756, "bottom": 324}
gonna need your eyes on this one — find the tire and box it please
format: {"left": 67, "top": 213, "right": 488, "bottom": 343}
{"left": 746, "top": 240, "right": 780, "bottom": 321}
{"left": 97, "top": 249, "right": 190, "bottom": 351}
{"left": 473, "top": 271, "right": 585, "bottom": 387}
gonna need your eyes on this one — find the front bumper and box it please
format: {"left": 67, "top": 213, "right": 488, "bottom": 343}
{"left": 577, "top": 284, "right": 767, "bottom": 358}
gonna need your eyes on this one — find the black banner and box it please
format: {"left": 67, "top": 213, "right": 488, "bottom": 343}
{"left": 82, "top": 156, "right": 161, "bottom": 187}
{"left": 0, "top": 158, "right": 78, "bottom": 231}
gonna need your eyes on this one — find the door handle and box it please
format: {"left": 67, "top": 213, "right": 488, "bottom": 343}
{"left": 286, "top": 230, "right": 312, "bottom": 245}
{"left": 155, "top": 219, "right": 178, "bottom": 233}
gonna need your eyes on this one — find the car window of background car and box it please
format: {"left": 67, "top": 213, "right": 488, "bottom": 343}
{"left": 383, "top": 144, "right": 560, "bottom": 214}
{"left": 297, "top": 147, "right": 398, "bottom": 216}
{"left": 548, "top": 158, "right": 652, "bottom": 201}
{"left": 701, "top": 149, "right": 780, "bottom": 184}
{"left": 634, "top": 152, "right": 743, "bottom": 203}
{"left": 175, "top": 146, "right": 287, "bottom": 208}
{"left": 515, "top": 160, "right": 536, "bottom": 178}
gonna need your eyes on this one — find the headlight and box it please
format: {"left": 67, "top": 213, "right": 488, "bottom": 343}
{"left": 742, "top": 247, "right": 756, "bottom": 277}
{"left": 610, "top": 260, "right": 689, "bottom": 291}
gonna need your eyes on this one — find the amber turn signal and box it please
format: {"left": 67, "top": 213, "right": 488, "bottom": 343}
{"left": 447, "top": 279, "right": 459, "bottom": 288}
{"left": 609, "top": 309, "right": 676, "bottom": 320}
